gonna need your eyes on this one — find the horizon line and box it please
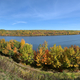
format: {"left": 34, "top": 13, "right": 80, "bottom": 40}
{"left": 0, "top": 29, "right": 80, "bottom": 31}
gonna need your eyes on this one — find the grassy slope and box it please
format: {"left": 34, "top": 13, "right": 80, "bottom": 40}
{"left": 0, "top": 68, "right": 23, "bottom": 80}
{"left": 0, "top": 54, "right": 80, "bottom": 80}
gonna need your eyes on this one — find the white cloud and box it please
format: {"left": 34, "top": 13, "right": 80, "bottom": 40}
{"left": 12, "top": 21, "right": 27, "bottom": 25}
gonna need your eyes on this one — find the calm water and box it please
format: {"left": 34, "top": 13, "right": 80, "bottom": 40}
{"left": 0, "top": 35, "right": 80, "bottom": 51}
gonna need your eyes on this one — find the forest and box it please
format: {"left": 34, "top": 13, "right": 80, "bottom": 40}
{"left": 0, "top": 30, "right": 80, "bottom": 36}
{"left": 0, "top": 38, "right": 80, "bottom": 72}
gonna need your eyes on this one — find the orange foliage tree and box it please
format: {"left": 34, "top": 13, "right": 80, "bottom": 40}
{"left": 42, "top": 49, "right": 51, "bottom": 65}
{"left": 36, "top": 41, "right": 51, "bottom": 67}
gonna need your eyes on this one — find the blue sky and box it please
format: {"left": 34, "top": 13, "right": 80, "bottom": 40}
{"left": 0, "top": 0, "right": 80, "bottom": 30}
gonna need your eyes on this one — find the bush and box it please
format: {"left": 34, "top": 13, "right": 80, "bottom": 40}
{"left": 9, "top": 39, "right": 20, "bottom": 49}
{"left": 49, "top": 44, "right": 63, "bottom": 69}
{"left": 36, "top": 41, "right": 51, "bottom": 68}
{"left": 19, "top": 43, "right": 34, "bottom": 64}
{"left": 1, "top": 38, "right": 80, "bottom": 71}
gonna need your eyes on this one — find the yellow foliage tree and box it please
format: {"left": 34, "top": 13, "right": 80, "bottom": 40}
{"left": 6, "top": 42, "right": 11, "bottom": 50}
{"left": 49, "top": 44, "right": 63, "bottom": 68}
{"left": 2, "top": 42, "right": 11, "bottom": 55}
{"left": 0, "top": 38, "right": 5, "bottom": 43}
{"left": 36, "top": 48, "right": 44, "bottom": 66}
{"left": 21, "top": 39, "right": 25, "bottom": 47}
{"left": 2, "top": 49, "right": 9, "bottom": 54}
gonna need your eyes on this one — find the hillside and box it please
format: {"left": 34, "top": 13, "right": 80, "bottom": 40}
{"left": 1, "top": 54, "right": 80, "bottom": 80}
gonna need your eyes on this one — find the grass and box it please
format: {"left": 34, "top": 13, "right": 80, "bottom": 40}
{"left": 0, "top": 54, "right": 80, "bottom": 80}
{"left": 0, "top": 68, "right": 24, "bottom": 80}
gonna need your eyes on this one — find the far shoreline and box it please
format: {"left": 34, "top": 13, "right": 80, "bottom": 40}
{"left": 0, "top": 34, "right": 79, "bottom": 37}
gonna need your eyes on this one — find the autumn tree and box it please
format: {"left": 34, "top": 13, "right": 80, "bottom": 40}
{"left": 20, "top": 39, "right": 25, "bottom": 47}
{"left": 36, "top": 41, "right": 50, "bottom": 67}
{"left": 49, "top": 44, "right": 63, "bottom": 69}
{"left": 19, "top": 43, "right": 34, "bottom": 64}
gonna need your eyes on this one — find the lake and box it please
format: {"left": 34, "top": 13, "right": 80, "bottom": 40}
{"left": 0, "top": 35, "right": 80, "bottom": 51}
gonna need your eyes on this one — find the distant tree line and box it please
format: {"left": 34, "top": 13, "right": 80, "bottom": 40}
{"left": 0, "top": 30, "right": 80, "bottom": 36}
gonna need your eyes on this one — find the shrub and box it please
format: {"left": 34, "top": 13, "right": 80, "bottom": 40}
{"left": 19, "top": 43, "right": 34, "bottom": 64}
{"left": 36, "top": 41, "right": 51, "bottom": 68}
{"left": 2, "top": 42, "right": 14, "bottom": 57}
{"left": 9, "top": 40, "right": 20, "bottom": 49}
{"left": 0, "top": 39, "right": 6, "bottom": 51}
{"left": 49, "top": 44, "right": 63, "bottom": 69}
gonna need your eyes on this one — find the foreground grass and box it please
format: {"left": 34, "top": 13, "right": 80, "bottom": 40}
{"left": 0, "top": 54, "right": 80, "bottom": 80}
{"left": 0, "top": 68, "right": 24, "bottom": 80}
